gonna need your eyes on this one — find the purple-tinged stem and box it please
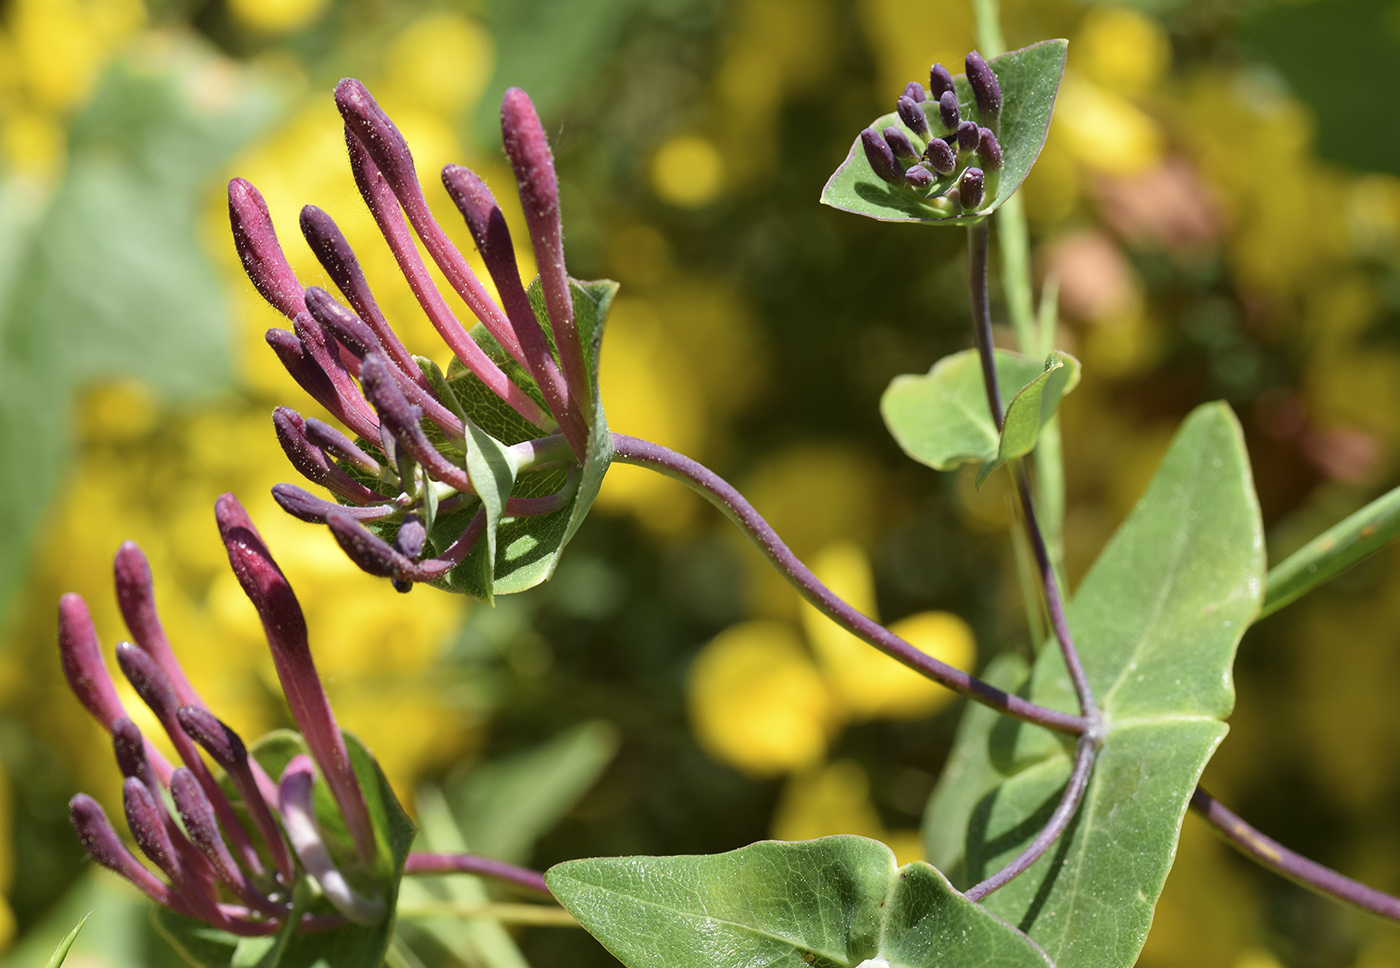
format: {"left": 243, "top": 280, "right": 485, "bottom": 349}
{"left": 171, "top": 768, "right": 284, "bottom": 916}
{"left": 404, "top": 852, "right": 551, "bottom": 895}
{"left": 215, "top": 494, "right": 376, "bottom": 865}
{"left": 500, "top": 88, "right": 589, "bottom": 418}
{"left": 326, "top": 508, "right": 485, "bottom": 584}
{"left": 442, "top": 163, "right": 586, "bottom": 459}
{"left": 265, "top": 328, "right": 380, "bottom": 443}
{"left": 304, "top": 417, "right": 382, "bottom": 476}
{"left": 610, "top": 434, "right": 1088, "bottom": 735}
{"left": 291, "top": 313, "right": 380, "bottom": 437}
{"left": 114, "top": 543, "right": 204, "bottom": 710}
{"left": 272, "top": 484, "right": 396, "bottom": 525}
{"left": 279, "top": 756, "right": 385, "bottom": 924}
{"left": 179, "top": 705, "right": 294, "bottom": 883}
{"left": 58, "top": 594, "right": 174, "bottom": 783}
{"left": 228, "top": 178, "right": 307, "bottom": 321}
{"left": 1191, "top": 787, "right": 1400, "bottom": 922}
{"left": 115, "top": 643, "right": 265, "bottom": 875}
{"left": 360, "top": 355, "right": 475, "bottom": 494}
{"left": 274, "top": 407, "right": 387, "bottom": 506}
{"left": 964, "top": 737, "right": 1097, "bottom": 901}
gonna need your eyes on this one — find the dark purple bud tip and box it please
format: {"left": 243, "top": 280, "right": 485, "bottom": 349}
{"left": 441, "top": 165, "right": 501, "bottom": 253}
{"left": 170, "top": 769, "right": 222, "bottom": 857}
{"left": 228, "top": 178, "right": 305, "bottom": 321}
{"left": 905, "top": 166, "right": 935, "bottom": 191}
{"left": 215, "top": 493, "right": 310, "bottom": 652}
{"left": 976, "top": 127, "right": 1003, "bottom": 171}
{"left": 58, "top": 593, "right": 124, "bottom": 728}
{"left": 903, "top": 80, "right": 927, "bottom": 104}
{"left": 500, "top": 87, "right": 560, "bottom": 219}
{"left": 394, "top": 514, "right": 427, "bottom": 560}
{"left": 304, "top": 287, "right": 375, "bottom": 360}
{"left": 112, "top": 717, "right": 149, "bottom": 783}
{"left": 929, "top": 63, "right": 955, "bottom": 99}
{"left": 960, "top": 167, "right": 986, "bottom": 209}
{"left": 299, "top": 206, "right": 365, "bottom": 297}
{"left": 939, "top": 90, "right": 960, "bottom": 132}
{"left": 335, "top": 79, "right": 418, "bottom": 193}
{"left": 326, "top": 511, "right": 413, "bottom": 580}
{"left": 177, "top": 706, "right": 248, "bottom": 772}
{"left": 860, "top": 128, "right": 901, "bottom": 184}
{"left": 70, "top": 794, "right": 130, "bottom": 872}
{"left": 927, "top": 137, "right": 957, "bottom": 175}
{"left": 273, "top": 406, "right": 334, "bottom": 485}
{"left": 123, "top": 777, "right": 177, "bottom": 873}
{"left": 116, "top": 642, "right": 179, "bottom": 721}
{"left": 957, "top": 120, "right": 981, "bottom": 152}
{"left": 966, "top": 51, "right": 1002, "bottom": 118}
{"left": 882, "top": 126, "right": 920, "bottom": 163}
{"left": 896, "top": 95, "right": 930, "bottom": 139}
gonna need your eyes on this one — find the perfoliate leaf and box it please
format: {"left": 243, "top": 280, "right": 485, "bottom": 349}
{"left": 924, "top": 403, "right": 1264, "bottom": 968}
{"left": 452, "top": 419, "right": 519, "bottom": 604}
{"left": 547, "top": 836, "right": 1052, "bottom": 968}
{"left": 821, "top": 41, "right": 1067, "bottom": 225}
{"left": 881, "top": 349, "right": 1076, "bottom": 472}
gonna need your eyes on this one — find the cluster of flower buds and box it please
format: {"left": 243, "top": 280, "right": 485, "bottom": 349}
{"left": 230, "top": 78, "right": 594, "bottom": 592}
{"left": 63, "top": 495, "right": 386, "bottom": 934}
{"left": 861, "top": 51, "right": 1005, "bottom": 215}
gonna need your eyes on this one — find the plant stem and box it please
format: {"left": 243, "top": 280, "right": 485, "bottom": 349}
{"left": 404, "top": 853, "right": 551, "bottom": 896}
{"left": 396, "top": 902, "right": 579, "bottom": 927}
{"left": 965, "top": 736, "right": 1098, "bottom": 901}
{"left": 1190, "top": 788, "right": 1400, "bottom": 922}
{"left": 612, "top": 433, "right": 1088, "bottom": 736}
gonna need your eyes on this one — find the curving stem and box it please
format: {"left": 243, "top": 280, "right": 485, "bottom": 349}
{"left": 404, "top": 852, "right": 551, "bottom": 896}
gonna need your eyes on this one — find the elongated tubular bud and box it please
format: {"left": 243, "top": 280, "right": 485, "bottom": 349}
{"left": 215, "top": 494, "right": 376, "bottom": 865}
{"left": 939, "top": 90, "right": 960, "bottom": 133}
{"left": 929, "top": 63, "right": 955, "bottom": 100}
{"left": 273, "top": 407, "right": 386, "bottom": 506}
{"left": 441, "top": 164, "right": 586, "bottom": 458}
{"left": 905, "top": 166, "right": 934, "bottom": 191}
{"left": 341, "top": 130, "right": 547, "bottom": 429}
{"left": 178, "top": 705, "right": 293, "bottom": 882}
{"left": 326, "top": 507, "right": 484, "bottom": 583}
{"left": 927, "top": 138, "right": 956, "bottom": 174}
{"left": 298, "top": 205, "right": 424, "bottom": 384}
{"left": 957, "top": 120, "right": 981, "bottom": 153}
{"left": 960, "top": 167, "right": 986, "bottom": 209}
{"left": 228, "top": 179, "right": 306, "bottom": 321}
{"left": 976, "top": 127, "right": 1003, "bottom": 171}
{"left": 882, "top": 127, "right": 920, "bottom": 164}
{"left": 124, "top": 777, "right": 226, "bottom": 925}
{"left": 271, "top": 484, "right": 395, "bottom": 525}
{"left": 303, "top": 417, "right": 381, "bottom": 476}
{"left": 860, "top": 128, "right": 901, "bottom": 184}
{"left": 114, "top": 544, "right": 205, "bottom": 710}
{"left": 896, "top": 95, "right": 930, "bottom": 139}
{"left": 291, "top": 313, "right": 380, "bottom": 439}
{"left": 359, "top": 354, "right": 475, "bottom": 494}
{"left": 115, "top": 643, "right": 266, "bottom": 875}
{"left": 266, "top": 329, "right": 379, "bottom": 443}
{"left": 499, "top": 87, "right": 590, "bottom": 420}
{"left": 171, "top": 769, "right": 283, "bottom": 916}
{"left": 279, "top": 757, "right": 384, "bottom": 924}
{"left": 966, "top": 50, "right": 1002, "bottom": 118}
{"left": 70, "top": 794, "right": 196, "bottom": 913}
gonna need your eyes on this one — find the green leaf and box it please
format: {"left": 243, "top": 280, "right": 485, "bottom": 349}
{"left": 1260, "top": 483, "right": 1400, "bottom": 619}
{"left": 548, "top": 836, "right": 1051, "bottom": 968}
{"left": 156, "top": 732, "right": 416, "bottom": 968}
{"left": 453, "top": 419, "right": 520, "bottom": 604}
{"left": 820, "top": 40, "right": 1067, "bottom": 225}
{"left": 45, "top": 912, "right": 90, "bottom": 968}
{"left": 446, "top": 277, "right": 616, "bottom": 598}
{"left": 926, "top": 403, "right": 1264, "bottom": 968}
{"left": 881, "top": 349, "right": 1075, "bottom": 471}
{"left": 448, "top": 719, "right": 620, "bottom": 865}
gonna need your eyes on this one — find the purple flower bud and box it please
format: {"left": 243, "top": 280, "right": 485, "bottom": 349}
{"left": 304, "top": 417, "right": 381, "bottom": 476}
{"left": 903, "top": 81, "right": 927, "bottom": 104}
{"left": 171, "top": 768, "right": 278, "bottom": 914}
{"left": 325, "top": 511, "right": 416, "bottom": 580}
{"left": 939, "top": 90, "right": 960, "bottom": 132}
{"left": 927, "top": 138, "right": 956, "bottom": 174}
{"left": 929, "top": 63, "right": 955, "bottom": 100}
{"left": 272, "top": 407, "right": 383, "bottom": 506}
{"left": 228, "top": 178, "right": 306, "bottom": 321}
{"left": 116, "top": 641, "right": 180, "bottom": 722}
{"left": 882, "top": 126, "right": 920, "bottom": 164}
{"left": 271, "top": 484, "right": 394, "bottom": 525}
{"left": 860, "top": 128, "right": 901, "bottom": 184}
{"left": 395, "top": 513, "right": 427, "bottom": 559}
{"left": 114, "top": 543, "right": 204, "bottom": 710}
{"left": 304, "top": 287, "right": 376, "bottom": 361}
{"left": 291, "top": 312, "right": 379, "bottom": 438}
{"left": 966, "top": 51, "right": 1002, "bottom": 118}
{"left": 112, "top": 716, "right": 152, "bottom": 785}
{"left": 957, "top": 120, "right": 981, "bottom": 152}
{"left": 71, "top": 794, "right": 184, "bottom": 908}
{"left": 960, "top": 167, "right": 986, "bottom": 209}
{"left": 335, "top": 79, "right": 419, "bottom": 198}
{"left": 976, "top": 127, "right": 1003, "bottom": 171}
{"left": 896, "top": 95, "right": 930, "bottom": 139}
{"left": 58, "top": 594, "right": 126, "bottom": 730}
{"left": 905, "top": 166, "right": 935, "bottom": 191}
{"left": 279, "top": 755, "right": 385, "bottom": 924}
{"left": 359, "top": 354, "right": 473, "bottom": 493}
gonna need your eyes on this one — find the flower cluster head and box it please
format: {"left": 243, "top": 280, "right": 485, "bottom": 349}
{"left": 62, "top": 495, "right": 388, "bottom": 935}
{"left": 230, "top": 79, "right": 610, "bottom": 597}
{"left": 861, "top": 52, "right": 1005, "bottom": 216}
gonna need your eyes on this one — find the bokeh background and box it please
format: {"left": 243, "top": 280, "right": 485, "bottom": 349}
{"left": 2, "top": 0, "right": 1400, "bottom": 965}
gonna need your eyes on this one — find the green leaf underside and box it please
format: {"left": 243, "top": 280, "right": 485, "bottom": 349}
{"left": 453, "top": 417, "right": 519, "bottom": 603}
{"left": 443, "top": 277, "right": 617, "bottom": 598}
{"left": 923, "top": 403, "right": 1264, "bottom": 968}
{"left": 820, "top": 40, "right": 1067, "bottom": 224}
{"left": 155, "top": 732, "right": 416, "bottom": 968}
{"left": 45, "top": 912, "right": 89, "bottom": 968}
{"left": 547, "top": 836, "right": 1051, "bottom": 968}
{"left": 881, "top": 349, "right": 1077, "bottom": 472}
{"left": 1260, "top": 483, "right": 1400, "bottom": 619}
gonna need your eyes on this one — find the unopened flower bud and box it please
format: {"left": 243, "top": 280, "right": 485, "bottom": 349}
{"left": 271, "top": 484, "right": 393, "bottom": 525}
{"left": 896, "top": 96, "right": 930, "bottom": 139}
{"left": 965, "top": 51, "right": 1002, "bottom": 118}
{"left": 957, "top": 120, "right": 981, "bottom": 152}
{"left": 112, "top": 717, "right": 151, "bottom": 785}
{"left": 927, "top": 138, "right": 956, "bottom": 175}
{"left": 395, "top": 514, "right": 428, "bottom": 559}
{"left": 905, "top": 166, "right": 935, "bottom": 191}
{"left": 882, "top": 127, "right": 920, "bottom": 164}
{"left": 58, "top": 594, "right": 125, "bottom": 729}
{"left": 928, "top": 63, "right": 955, "bottom": 100}
{"left": 959, "top": 167, "right": 986, "bottom": 209}
{"left": 860, "top": 128, "right": 901, "bottom": 184}
{"left": 228, "top": 178, "right": 306, "bottom": 320}
{"left": 976, "top": 127, "right": 1003, "bottom": 170}
{"left": 336, "top": 79, "right": 419, "bottom": 197}
{"left": 304, "top": 287, "right": 377, "bottom": 360}
{"left": 939, "top": 90, "right": 960, "bottom": 132}
{"left": 903, "top": 81, "right": 927, "bottom": 104}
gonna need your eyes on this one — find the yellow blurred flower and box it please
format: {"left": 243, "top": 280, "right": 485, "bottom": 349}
{"left": 379, "top": 13, "right": 495, "bottom": 118}
{"left": 227, "top": 0, "right": 328, "bottom": 35}
{"left": 1075, "top": 6, "right": 1171, "bottom": 95}
{"left": 1055, "top": 72, "right": 1164, "bottom": 176}
{"left": 770, "top": 759, "right": 924, "bottom": 865}
{"left": 651, "top": 134, "right": 726, "bottom": 207}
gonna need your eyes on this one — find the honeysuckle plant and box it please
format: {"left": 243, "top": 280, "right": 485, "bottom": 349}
{"left": 52, "top": 10, "right": 1400, "bottom": 968}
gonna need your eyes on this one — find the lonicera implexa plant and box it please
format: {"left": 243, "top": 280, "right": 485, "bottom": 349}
{"left": 50, "top": 8, "right": 1400, "bottom": 968}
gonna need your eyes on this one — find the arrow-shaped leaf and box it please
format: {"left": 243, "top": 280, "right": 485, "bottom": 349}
{"left": 976, "top": 351, "right": 1080, "bottom": 486}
